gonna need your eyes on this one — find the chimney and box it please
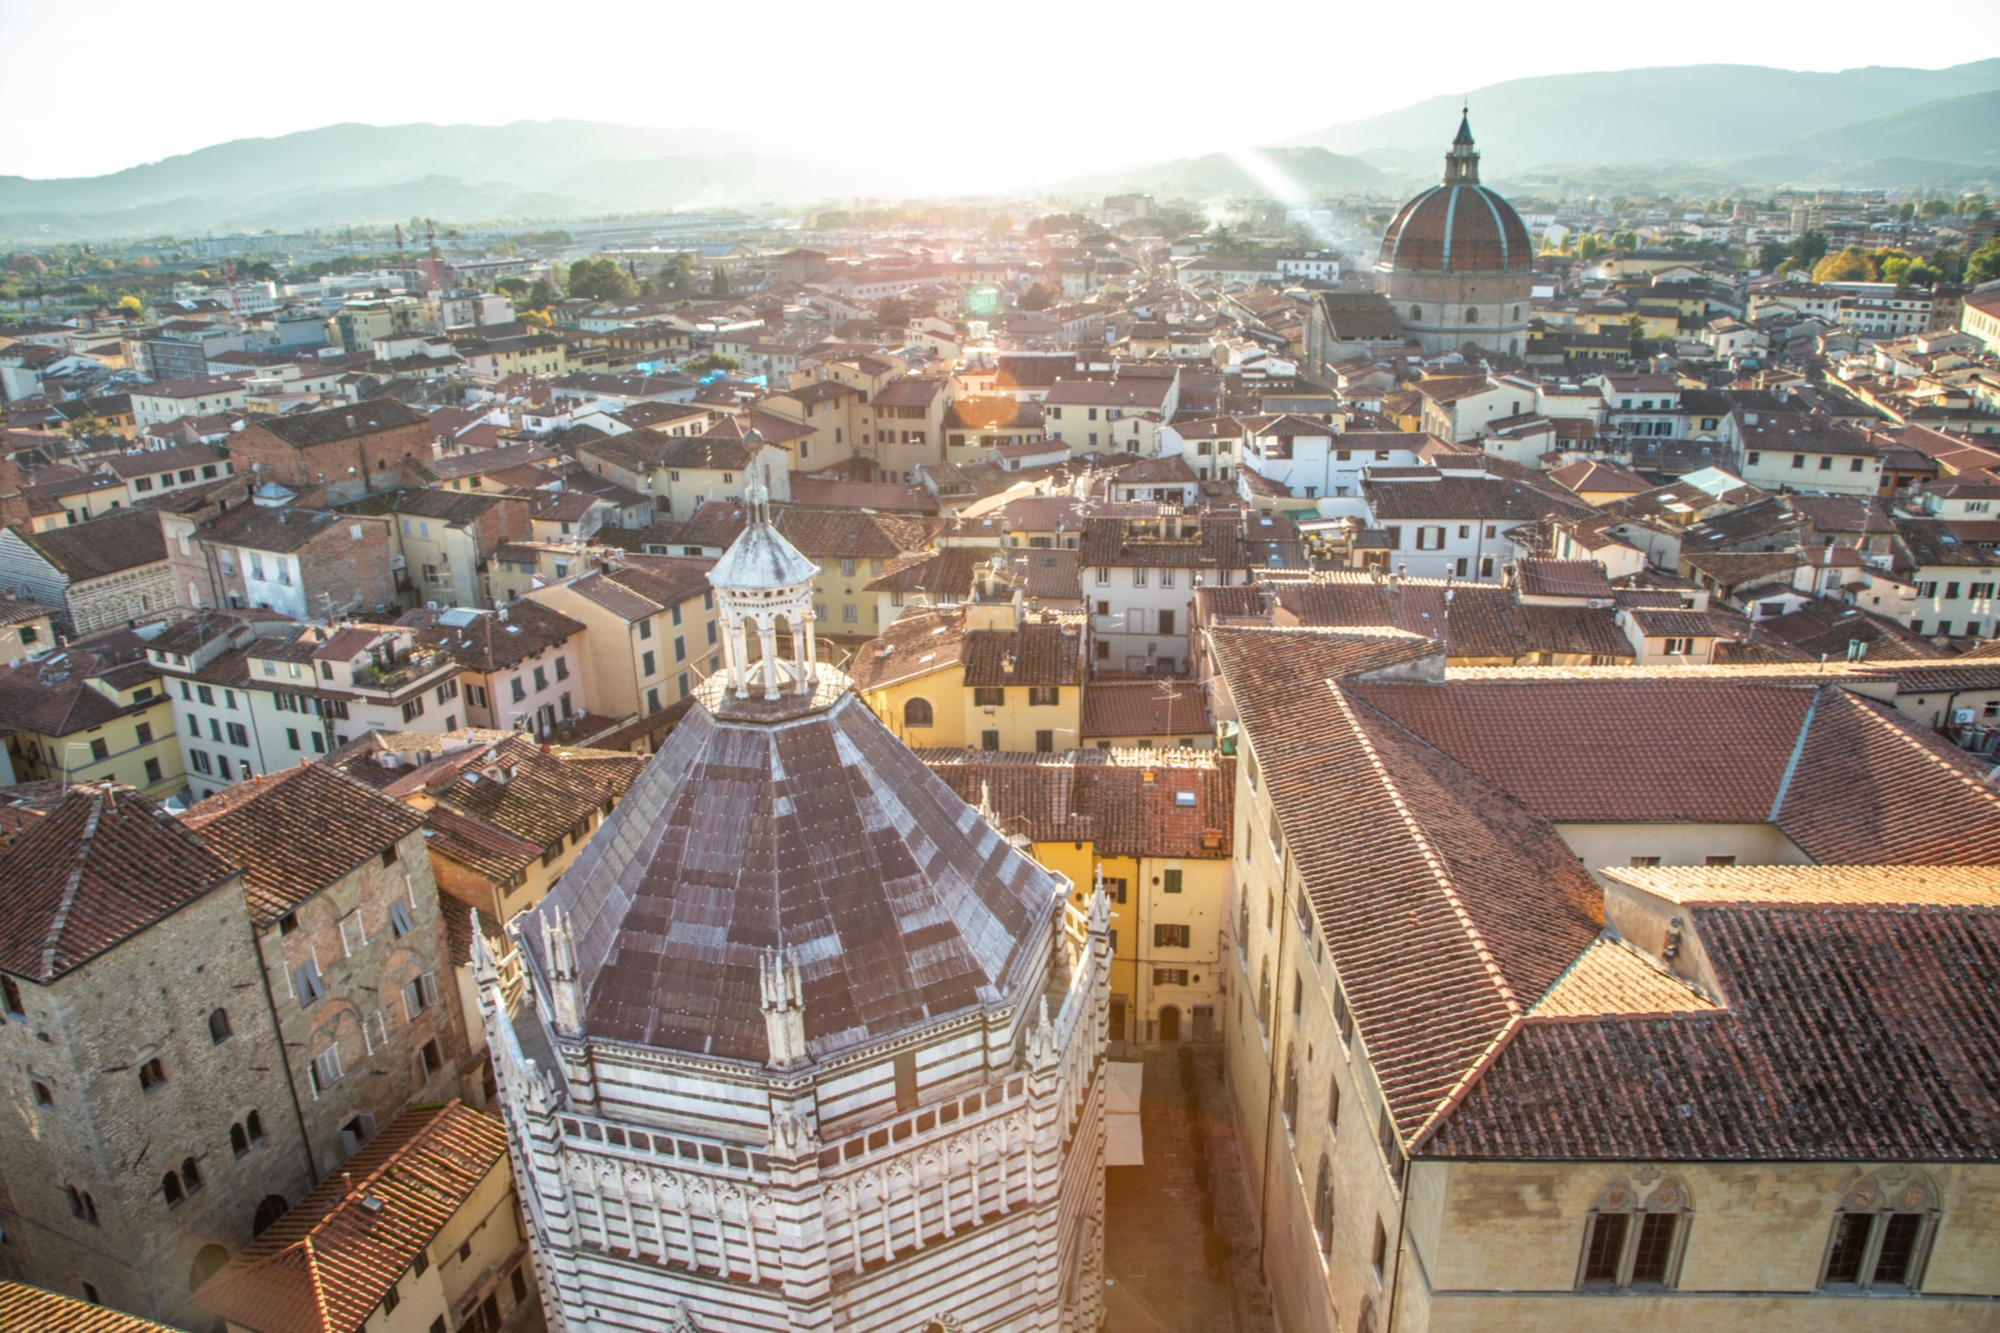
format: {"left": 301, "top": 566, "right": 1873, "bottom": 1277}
{"left": 346, "top": 415, "right": 356, "bottom": 430}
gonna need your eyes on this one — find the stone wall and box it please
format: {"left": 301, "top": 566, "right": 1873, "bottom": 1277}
{"left": 0, "top": 878, "right": 314, "bottom": 1328}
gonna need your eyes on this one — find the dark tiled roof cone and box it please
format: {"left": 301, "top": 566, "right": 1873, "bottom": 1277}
{"left": 1377, "top": 114, "right": 1532, "bottom": 275}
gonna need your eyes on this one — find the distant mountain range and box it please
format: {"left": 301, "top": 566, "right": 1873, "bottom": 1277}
{"left": 0, "top": 121, "right": 884, "bottom": 242}
{"left": 1051, "top": 148, "right": 1388, "bottom": 200}
{"left": 3, "top": 62, "right": 1998, "bottom": 242}
{"left": 1282, "top": 60, "right": 2000, "bottom": 178}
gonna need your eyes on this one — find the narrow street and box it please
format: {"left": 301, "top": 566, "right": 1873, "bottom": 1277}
{"left": 1104, "top": 1046, "right": 1270, "bottom": 1333}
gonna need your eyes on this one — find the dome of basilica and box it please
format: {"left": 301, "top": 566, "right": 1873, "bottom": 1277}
{"left": 1377, "top": 113, "right": 1532, "bottom": 276}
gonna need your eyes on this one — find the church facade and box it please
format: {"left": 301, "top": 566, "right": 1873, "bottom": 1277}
{"left": 1376, "top": 115, "right": 1535, "bottom": 356}
{"left": 477, "top": 456, "right": 1112, "bottom": 1333}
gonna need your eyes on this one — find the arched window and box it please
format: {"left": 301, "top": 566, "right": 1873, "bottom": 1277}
{"left": 1313, "top": 1154, "right": 1335, "bottom": 1252}
{"left": 1578, "top": 1177, "right": 1691, "bottom": 1289}
{"left": 162, "top": 1172, "right": 184, "bottom": 1208}
{"left": 1257, "top": 960, "right": 1272, "bottom": 1030}
{"left": 1357, "top": 1298, "right": 1376, "bottom": 1333}
{"left": 180, "top": 1157, "right": 203, "bottom": 1195}
{"left": 1281, "top": 1045, "right": 1298, "bottom": 1127}
{"left": 230, "top": 1123, "right": 250, "bottom": 1157}
{"left": 1512, "top": 305, "right": 1521, "bottom": 320}
{"left": 1820, "top": 1174, "right": 1938, "bottom": 1291}
{"left": 1410, "top": 305, "right": 1422, "bottom": 321}
{"left": 903, "top": 697, "right": 934, "bottom": 728}
{"left": 191, "top": 1244, "right": 229, "bottom": 1292}
{"left": 208, "top": 1008, "right": 232, "bottom": 1044}
{"left": 1327, "top": 1073, "right": 1341, "bottom": 1130}
{"left": 246, "top": 1110, "right": 265, "bottom": 1143}
{"left": 1464, "top": 308, "right": 1479, "bottom": 324}
{"left": 66, "top": 1186, "right": 98, "bottom": 1225}
{"left": 253, "top": 1194, "right": 289, "bottom": 1236}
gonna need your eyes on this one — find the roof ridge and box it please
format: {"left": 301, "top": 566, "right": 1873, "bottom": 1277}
{"left": 1325, "top": 682, "right": 1521, "bottom": 1020}
{"left": 38, "top": 790, "right": 104, "bottom": 981}
{"left": 1842, "top": 691, "right": 2000, "bottom": 811}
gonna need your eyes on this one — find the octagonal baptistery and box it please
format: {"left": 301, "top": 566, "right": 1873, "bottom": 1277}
{"left": 477, "top": 470, "right": 1112, "bottom": 1333}
{"left": 1376, "top": 113, "right": 1534, "bottom": 355}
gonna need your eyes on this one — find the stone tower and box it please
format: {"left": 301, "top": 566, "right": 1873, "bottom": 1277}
{"left": 477, "top": 494, "right": 1111, "bottom": 1332}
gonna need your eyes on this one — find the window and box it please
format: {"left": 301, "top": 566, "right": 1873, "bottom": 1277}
{"left": 208, "top": 1008, "right": 232, "bottom": 1044}
{"left": 89, "top": 737, "right": 109, "bottom": 762}
{"left": 1791, "top": 454, "right": 1805, "bottom": 468}
{"left": 641, "top": 650, "right": 656, "bottom": 677}
{"left": 403, "top": 972, "right": 440, "bottom": 1022}
{"left": 1282, "top": 1046, "right": 1298, "bottom": 1125}
{"left": 311, "top": 1046, "right": 343, "bottom": 1095}
{"left": 231, "top": 1122, "right": 251, "bottom": 1156}
{"left": 1, "top": 976, "right": 20, "bottom": 1017}
{"left": 1663, "top": 637, "right": 1694, "bottom": 655}
{"left": 1154, "top": 924, "right": 1191, "bottom": 948}
{"left": 1153, "top": 967, "right": 1189, "bottom": 985}
{"left": 162, "top": 1172, "right": 185, "bottom": 1208}
{"left": 67, "top": 1186, "right": 97, "bottom": 1224}
{"left": 144, "top": 757, "right": 163, "bottom": 784}
{"left": 400, "top": 696, "right": 425, "bottom": 723}
{"left": 1035, "top": 729, "right": 1054, "bottom": 753}
{"left": 293, "top": 958, "right": 324, "bottom": 1005}
{"left": 419, "top": 1039, "right": 443, "bottom": 1080}
{"left": 1704, "top": 855, "right": 1736, "bottom": 867}
{"left": 135, "top": 721, "right": 152, "bottom": 745}
{"left": 1313, "top": 1156, "right": 1335, "bottom": 1252}
{"left": 1578, "top": 1178, "right": 1690, "bottom": 1288}
{"left": 338, "top": 911, "right": 366, "bottom": 956}
{"left": 638, "top": 619, "right": 652, "bottom": 640}
{"left": 389, "top": 899, "right": 415, "bottom": 938}
{"left": 981, "top": 730, "right": 1000, "bottom": 751}
{"left": 1820, "top": 1177, "right": 1936, "bottom": 1290}
{"left": 1102, "top": 877, "right": 1128, "bottom": 903}
{"left": 33, "top": 1078, "right": 52, "bottom": 1105}
{"left": 1028, "top": 685, "right": 1059, "bottom": 706}
{"left": 382, "top": 1282, "right": 400, "bottom": 1316}
{"left": 139, "top": 1058, "right": 166, "bottom": 1092}
{"left": 1333, "top": 984, "right": 1353, "bottom": 1042}
{"left": 1415, "top": 526, "right": 1445, "bottom": 551}
{"left": 1372, "top": 1218, "right": 1388, "bottom": 1277}
{"left": 973, "top": 686, "right": 1005, "bottom": 707}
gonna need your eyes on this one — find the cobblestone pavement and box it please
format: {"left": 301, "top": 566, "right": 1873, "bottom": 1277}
{"left": 1103, "top": 1045, "right": 1268, "bottom": 1333}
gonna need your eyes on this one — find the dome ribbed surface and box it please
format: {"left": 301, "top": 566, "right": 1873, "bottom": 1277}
{"left": 1378, "top": 184, "right": 1532, "bottom": 275}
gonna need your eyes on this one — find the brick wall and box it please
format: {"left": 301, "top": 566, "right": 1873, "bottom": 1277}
{"left": 229, "top": 421, "right": 432, "bottom": 504}
{"left": 299, "top": 515, "right": 398, "bottom": 619}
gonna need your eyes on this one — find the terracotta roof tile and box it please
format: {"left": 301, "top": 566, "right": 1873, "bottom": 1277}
{"left": 1081, "top": 678, "right": 1214, "bottom": 740}
{"left": 193, "top": 1102, "right": 507, "bottom": 1333}
{"left": 183, "top": 764, "right": 427, "bottom": 926}
{"left": 0, "top": 785, "right": 238, "bottom": 982}
{"left": 0, "top": 1283, "right": 178, "bottom": 1332}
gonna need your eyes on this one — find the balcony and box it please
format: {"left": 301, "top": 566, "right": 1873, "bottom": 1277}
{"left": 352, "top": 647, "right": 449, "bottom": 692}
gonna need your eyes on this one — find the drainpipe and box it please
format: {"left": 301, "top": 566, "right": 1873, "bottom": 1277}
{"left": 247, "top": 914, "right": 320, "bottom": 1188}
{"left": 1254, "top": 845, "right": 1295, "bottom": 1283}
{"left": 1385, "top": 1159, "right": 1412, "bottom": 1332}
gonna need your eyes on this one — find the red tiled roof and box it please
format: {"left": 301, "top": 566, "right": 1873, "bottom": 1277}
{"left": 0, "top": 785, "right": 238, "bottom": 982}
{"left": 193, "top": 1102, "right": 508, "bottom": 1333}
{"left": 0, "top": 1283, "right": 177, "bottom": 1332}
{"left": 183, "top": 764, "right": 427, "bottom": 927}
{"left": 1081, "top": 678, "right": 1214, "bottom": 740}
{"left": 1427, "top": 897, "right": 2000, "bottom": 1160}
{"left": 920, "top": 748, "right": 1234, "bottom": 860}
{"left": 1210, "top": 634, "right": 1603, "bottom": 1145}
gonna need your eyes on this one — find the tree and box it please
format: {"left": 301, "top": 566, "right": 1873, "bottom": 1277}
{"left": 1921, "top": 199, "right": 1952, "bottom": 219}
{"left": 683, "top": 354, "right": 740, "bottom": 375}
{"left": 565, "top": 257, "right": 636, "bottom": 301}
{"left": 710, "top": 267, "right": 731, "bottom": 296}
{"left": 236, "top": 260, "right": 279, "bottom": 282}
{"left": 495, "top": 277, "right": 530, "bottom": 297}
{"left": 1813, "top": 248, "right": 1874, "bottom": 283}
{"left": 1020, "top": 281, "right": 1058, "bottom": 311}
{"left": 1791, "top": 231, "right": 1830, "bottom": 271}
{"left": 1968, "top": 239, "right": 2000, "bottom": 286}
{"left": 646, "top": 255, "right": 694, "bottom": 296}
{"left": 1900, "top": 262, "right": 1941, "bottom": 287}
{"left": 525, "top": 278, "right": 557, "bottom": 310}
{"left": 520, "top": 309, "right": 553, "bottom": 329}
{"left": 985, "top": 214, "right": 1015, "bottom": 240}
{"left": 117, "top": 294, "right": 143, "bottom": 314}
{"left": 63, "top": 415, "right": 106, "bottom": 440}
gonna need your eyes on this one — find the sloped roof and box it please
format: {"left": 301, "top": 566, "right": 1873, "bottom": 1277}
{"left": 1208, "top": 633, "right": 1603, "bottom": 1145}
{"left": 192, "top": 1102, "right": 507, "bottom": 1333}
{"left": 252, "top": 399, "right": 424, "bottom": 448}
{"left": 922, "top": 747, "right": 1235, "bottom": 860}
{"left": 526, "top": 680, "right": 1064, "bottom": 1062}
{"left": 12, "top": 507, "right": 168, "bottom": 581}
{"left": 0, "top": 1283, "right": 177, "bottom": 1332}
{"left": 1081, "top": 677, "right": 1215, "bottom": 739}
{"left": 1428, "top": 891, "right": 2000, "bottom": 1161}
{"left": 183, "top": 764, "right": 426, "bottom": 927}
{"left": 0, "top": 785, "right": 238, "bottom": 983}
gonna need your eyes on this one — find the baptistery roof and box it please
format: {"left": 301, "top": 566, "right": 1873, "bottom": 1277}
{"left": 1376, "top": 115, "right": 1532, "bottom": 277}
{"left": 525, "top": 668, "right": 1065, "bottom": 1063}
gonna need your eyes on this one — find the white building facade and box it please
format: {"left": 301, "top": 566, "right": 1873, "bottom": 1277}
{"left": 479, "top": 485, "right": 1112, "bottom": 1332}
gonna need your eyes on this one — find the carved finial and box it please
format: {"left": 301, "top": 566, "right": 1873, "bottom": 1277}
{"left": 760, "top": 945, "right": 808, "bottom": 1069}
{"left": 1027, "top": 994, "right": 1060, "bottom": 1070}
{"left": 1088, "top": 868, "right": 1111, "bottom": 936}
{"left": 543, "top": 907, "right": 581, "bottom": 1036}
{"left": 470, "top": 908, "right": 497, "bottom": 985}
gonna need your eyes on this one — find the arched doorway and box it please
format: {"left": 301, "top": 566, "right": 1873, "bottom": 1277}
{"left": 252, "top": 1194, "right": 289, "bottom": 1236}
{"left": 1158, "top": 1005, "right": 1181, "bottom": 1042}
{"left": 190, "top": 1244, "right": 228, "bottom": 1291}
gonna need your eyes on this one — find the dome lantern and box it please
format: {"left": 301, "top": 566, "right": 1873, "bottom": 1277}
{"left": 705, "top": 441, "right": 821, "bottom": 701}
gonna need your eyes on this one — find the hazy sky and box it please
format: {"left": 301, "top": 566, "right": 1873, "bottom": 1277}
{"left": 4, "top": 0, "right": 1997, "bottom": 184}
